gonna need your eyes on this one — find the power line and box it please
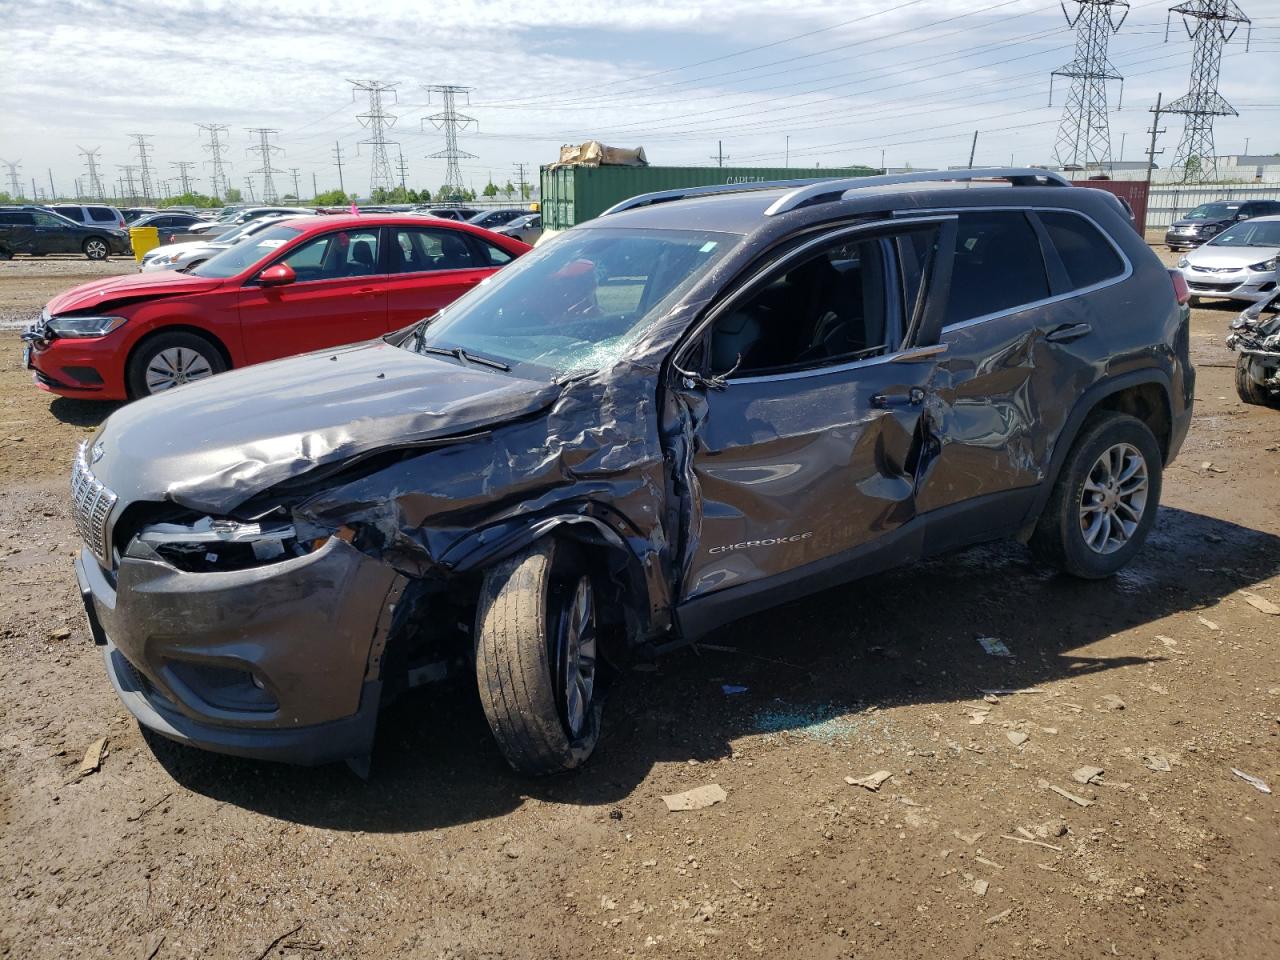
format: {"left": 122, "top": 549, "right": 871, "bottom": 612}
{"left": 198, "top": 123, "right": 231, "bottom": 199}
{"left": 350, "top": 79, "right": 399, "bottom": 196}
{"left": 289, "top": 167, "right": 302, "bottom": 198}
{"left": 1051, "top": 1, "right": 1129, "bottom": 169}
{"left": 119, "top": 165, "right": 140, "bottom": 205}
{"left": 513, "top": 162, "right": 530, "bottom": 200}
{"left": 423, "top": 84, "right": 476, "bottom": 198}
{"left": 128, "top": 133, "right": 156, "bottom": 202}
{"left": 170, "top": 160, "right": 196, "bottom": 196}
{"left": 246, "top": 127, "right": 284, "bottom": 203}
{"left": 78, "top": 147, "right": 105, "bottom": 201}
{"left": 0, "top": 159, "right": 20, "bottom": 199}
{"left": 332, "top": 141, "right": 346, "bottom": 197}
{"left": 1164, "top": 0, "right": 1251, "bottom": 181}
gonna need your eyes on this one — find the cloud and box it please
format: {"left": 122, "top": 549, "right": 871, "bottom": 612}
{"left": 2, "top": 0, "right": 1276, "bottom": 197}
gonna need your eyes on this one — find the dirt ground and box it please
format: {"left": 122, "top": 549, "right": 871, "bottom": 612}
{"left": 1, "top": 246, "right": 1277, "bottom": 960}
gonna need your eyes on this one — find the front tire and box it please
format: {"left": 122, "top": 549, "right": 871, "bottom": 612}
{"left": 1030, "top": 412, "right": 1163, "bottom": 579}
{"left": 475, "top": 540, "right": 602, "bottom": 776}
{"left": 83, "top": 238, "right": 109, "bottom": 261}
{"left": 126, "top": 332, "right": 226, "bottom": 398}
{"left": 1235, "top": 355, "right": 1276, "bottom": 406}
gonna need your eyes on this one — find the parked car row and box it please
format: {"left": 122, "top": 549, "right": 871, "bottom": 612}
{"left": 46, "top": 169, "right": 1195, "bottom": 779}
{"left": 1164, "top": 199, "right": 1280, "bottom": 251}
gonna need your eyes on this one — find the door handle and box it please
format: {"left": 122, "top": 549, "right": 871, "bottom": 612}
{"left": 871, "top": 387, "right": 926, "bottom": 409}
{"left": 1046, "top": 322, "right": 1092, "bottom": 343}
{"left": 357, "top": 287, "right": 376, "bottom": 294}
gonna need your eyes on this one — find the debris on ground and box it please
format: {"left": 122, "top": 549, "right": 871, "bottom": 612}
{"left": 1006, "top": 731, "right": 1029, "bottom": 747}
{"left": 1142, "top": 754, "right": 1173, "bottom": 773}
{"left": 953, "top": 829, "right": 984, "bottom": 845}
{"left": 1239, "top": 591, "right": 1280, "bottom": 616}
{"left": 985, "top": 908, "right": 1013, "bottom": 925}
{"left": 1001, "top": 834, "right": 1063, "bottom": 852}
{"left": 977, "top": 637, "right": 1012, "bottom": 657}
{"left": 980, "top": 687, "right": 1045, "bottom": 696}
{"left": 71, "top": 737, "right": 107, "bottom": 781}
{"left": 721, "top": 684, "right": 749, "bottom": 695}
{"left": 1200, "top": 461, "right": 1227, "bottom": 473}
{"left": 1101, "top": 694, "right": 1126, "bottom": 711}
{"left": 1230, "top": 769, "right": 1272, "bottom": 794}
{"left": 845, "top": 770, "right": 893, "bottom": 791}
{"left": 1040, "top": 780, "right": 1094, "bottom": 807}
{"left": 661, "top": 784, "right": 727, "bottom": 811}
{"left": 1198, "top": 616, "right": 1221, "bottom": 631}
{"left": 1072, "top": 766, "right": 1105, "bottom": 785}
{"left": 48, "top": 625, "right": 70, "bottom": 640}
{"left": 972, "top": 879, "right": 989, "bottom": 896}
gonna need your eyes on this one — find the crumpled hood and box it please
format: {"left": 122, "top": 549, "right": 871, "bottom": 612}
{"left": 1185, "top": 245, "right": 1280, "bottom": 270}
{"left": 91, "top": 340, "right": 560, "bottom": 515}
{"left": 46, "top": 270, "right": 224, "bottom": 315}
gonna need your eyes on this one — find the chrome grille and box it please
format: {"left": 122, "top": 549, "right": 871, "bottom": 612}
{"left": 71, "top": 442, "right": 117, "bottom": 565}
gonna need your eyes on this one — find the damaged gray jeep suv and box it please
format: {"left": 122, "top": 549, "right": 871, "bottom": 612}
{"left": 72, "top": 169, "right": 1193, "bottom": 776}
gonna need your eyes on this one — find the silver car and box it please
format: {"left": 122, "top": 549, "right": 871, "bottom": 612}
{"left": 139, "top": 215, "right": 295, "bottom": 272}
{"left": 1178, "top": 215, "right": 1280, "bottom": 303}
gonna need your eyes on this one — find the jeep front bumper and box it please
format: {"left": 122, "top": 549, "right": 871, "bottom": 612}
{"left": 75, "top": 536, "right": 403, "bottom": 766}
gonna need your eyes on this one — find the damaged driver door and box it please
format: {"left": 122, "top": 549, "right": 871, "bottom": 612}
{"left": 672, "top": 217, "right": 956, "bottom": 635}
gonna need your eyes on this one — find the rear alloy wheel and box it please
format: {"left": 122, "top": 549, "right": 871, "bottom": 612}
{"left": 127, "top": 332, "right": 227, "bottom": 398}
{"left": 474, "top": 540, "right": 603, "bottom": 775}
{"left": 1030, "top": 412, "right": 1162, "bottom": 579}
{"left": 83, "top": 238, "right": 109, "bottom": 261}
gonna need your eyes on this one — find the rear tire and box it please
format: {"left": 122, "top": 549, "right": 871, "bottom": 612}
{"left": 0, "top": 246, "right": 11, "bottom": 260}
{"left": 474, "top": 539, "right": 602, "bottom": 776}
{"left": 83, "top": 237, "right": 109, "bottom": 261}
{"left": 1235, "top": 355, "right": 1276, "bottom": 406}
{"left": 126, "top": 331, "right": 227, "bottom": 398}
{"left": 1030, "top": 412, "right": 1162, "bottom": 579}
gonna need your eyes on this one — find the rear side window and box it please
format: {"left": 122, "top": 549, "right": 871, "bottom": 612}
{"left": 0, "top": 211, "right": 34, "bottom": 225}
{"left": 944, "top": 211, "right": 1049, "bottom": 326}
{"left": 88, "top": 208, "right": 117, "bottom": 222}
{"left": 1039, "top": 211, "right": 1126, "bottom": 291}
{"left": 473, "top": 238, "right": 514, "bottom": 266}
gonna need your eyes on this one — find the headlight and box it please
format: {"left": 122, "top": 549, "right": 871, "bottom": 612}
{"left": 46, "top": 315, "right": 128, "bottom": 338}
{"left": 135, "top": 516, "right": 303, "bottom": 571}
{"left": 1177, "top": 257, "right": 1189, "bottom": 268}
{"left": 1247, "top": 257, "right": 1278, "bottom": 272}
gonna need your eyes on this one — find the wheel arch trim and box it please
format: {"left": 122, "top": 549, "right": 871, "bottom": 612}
{"left": 1023, "top": 367, "right": 1173, "bottom": 530}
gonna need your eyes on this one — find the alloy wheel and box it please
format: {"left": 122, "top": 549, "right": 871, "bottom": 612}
{"left": 1078, "top": 442, "right": 1149, "bottom": 554}
{"left": 85, "top": 239, "right": 107, "bottom": 260}
{"left": 553, "top": 575, "right": 597, "bottom": 738}
{"left": 145, "top": 347, "right": 214, "bottom": 393}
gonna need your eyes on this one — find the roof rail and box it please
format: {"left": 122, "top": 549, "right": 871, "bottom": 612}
{"left": 599, "top": 178, "right": 833, "bottom": 218}
{"left": 763, "top": 167, "right": 1071, "bottom": 217}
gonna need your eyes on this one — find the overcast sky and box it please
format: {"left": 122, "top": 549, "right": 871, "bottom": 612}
{"left": 1, "top": 0, "right": 1277, "bottom": 200}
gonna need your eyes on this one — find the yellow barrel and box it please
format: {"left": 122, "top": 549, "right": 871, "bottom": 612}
{"left": 128, "top": 226, "right": 161, "bottom": 263}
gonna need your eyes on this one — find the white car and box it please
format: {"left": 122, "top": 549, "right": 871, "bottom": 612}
{"left": 139, "top": 215, "right": 297, "bottom": 272}
{"left": 1179, "top": 215, "right": 1280, "bottom": 303}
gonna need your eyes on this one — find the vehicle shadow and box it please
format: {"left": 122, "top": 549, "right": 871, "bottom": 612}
{"left": 148, "top": 505, "right": 1280, "bottom": 833}
{"left": 48, "top": 397, "right": 120, "bottom": 428}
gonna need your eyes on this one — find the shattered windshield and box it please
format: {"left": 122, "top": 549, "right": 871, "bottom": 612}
{"left": 1208, "top": 221, "right": 1280, "bottom": 248}
{"left": 408, "top": 226, "right": 739, "bottom": 377}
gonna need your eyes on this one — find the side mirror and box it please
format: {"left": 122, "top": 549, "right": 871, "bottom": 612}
{"left": 1237, "top": 212, "right": 1250, "bottom": 220}
{"left": 258, "top": 263, "right": 296, "bottom": 287}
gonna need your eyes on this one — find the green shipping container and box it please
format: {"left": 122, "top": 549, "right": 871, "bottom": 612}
{"left": 539, "top": 164, "right": 879, "bottom": 231}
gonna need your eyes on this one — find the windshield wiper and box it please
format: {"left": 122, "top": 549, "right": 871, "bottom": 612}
{"left": 418, "top": 343, "right": 510, "bottom": 372}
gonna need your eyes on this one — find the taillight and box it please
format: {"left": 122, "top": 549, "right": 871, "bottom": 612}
{"left": 1169, "top": 269, "right": 1191, "bottom": 306}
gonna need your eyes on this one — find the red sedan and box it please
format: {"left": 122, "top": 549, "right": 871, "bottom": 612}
{"left": 22, "top": 215, "right": 530, "bottom": 400}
